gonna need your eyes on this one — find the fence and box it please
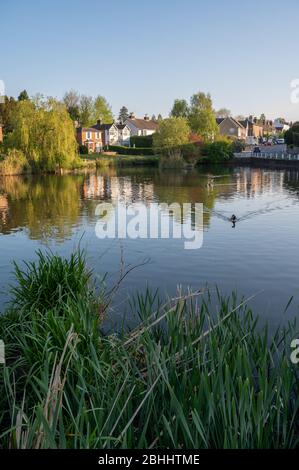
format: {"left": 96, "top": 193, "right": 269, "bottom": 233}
{"left": 234, "top": 152, "right": 299, "bottom": 161}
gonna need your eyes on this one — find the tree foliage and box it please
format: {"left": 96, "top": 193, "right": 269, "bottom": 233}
{"left": 215, "top": 108, "right": 231, "bottom": 118}
{"left": 119, "top": 106, "right": 129, "bottom": 123}
{"left": 18, "top": 90, "right": 29, "bottom": 101}
{"left": 153, "top": 117, "right": 190, "bottom": 159}
{"left": 170, "top": 99, "right": 189, "bottom": 118}
{"left": 5, "top": 98, "right": 78, "bottom": 171}
{"left": 189, "top": 92, "right": 218, "bottom": 141}
{"left": 202, "top": 140, "right": 233, "bottom": 162}
{"left": 63, "top": 90, "right": 80, "bottom": 122}
{"left": 94, "top": 95, "right": 113, "bottom": 124}
{"left": 63, "top": 90, "right": 113, "bottom": 126}
{"left": 0, "top": 96, "right": 17, "bottom": 132}
{"left": 284, "top": 122, "right": 299, "bottom": 146}
{"left": 78, "top": 95, "right": 94, "bottom": 127}
{"left": 170, "top": 91, "right": 218, "bottom": 142}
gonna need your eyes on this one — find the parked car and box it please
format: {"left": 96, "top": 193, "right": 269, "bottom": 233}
{"left": 276, "top": 138, "right": 285, "bottom": 145}
{"left": 253, "top": 146, "right": 261, "bottom": 154}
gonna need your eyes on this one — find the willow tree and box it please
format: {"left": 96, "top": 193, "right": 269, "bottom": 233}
{"left": 6, "top": 98, "right": 78, "bottom": 171}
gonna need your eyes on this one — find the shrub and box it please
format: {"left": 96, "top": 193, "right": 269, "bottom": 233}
{"left": 188, "top": 132, "right": 204, "bottom": 146}
{"left": 0, "top": 149, "right": 31, "bottom": 175}
{"left": 130, "top": 135, "right": 153, "bottom": 148}
{"left": 108, "top": 145, "right": 155, "bottom": 156}
{"left": 284, "top": 122, "right": 299, "bottom": 146}
{"left": 293, "top": 132, "right": 299, "bottom": 147}
{"left": 160, "top": 153, "right": 186, "bottom": 168}
{"left": 79, "top": 144, "right": 88, "bottom": 155}
{"left": 231, "top": 139, "right": 245, "bottom": 153}
{"left": 181, "top": 143, "right": 201, "bottom": 162}
{"left": 201, "top": 140, "right": 233, "bottom": 163}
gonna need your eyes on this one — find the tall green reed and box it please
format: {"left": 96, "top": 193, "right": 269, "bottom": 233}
{"left": 0, "top": 251, "right": 298, "bottom": 449}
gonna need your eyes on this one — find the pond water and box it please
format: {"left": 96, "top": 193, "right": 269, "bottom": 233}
{"left": 0, "top": 165, "right": 299, "bottom": 331}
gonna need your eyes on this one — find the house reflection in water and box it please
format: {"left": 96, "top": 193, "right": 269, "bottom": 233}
{"left": 235, "top": 168, "right": 284, "bottom": 196}
{"left": 0, "top": 193, "right": 8, "bottom": 224}
{"left": 82, "top": 174, "right": 155, "bottom": 204}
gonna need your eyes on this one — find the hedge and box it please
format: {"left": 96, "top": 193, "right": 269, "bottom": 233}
{"left": 130, "top": 135, "right": 153, "bottom": 148}
{"left": 108, "top": 145, "right": 155, "bottom": 156}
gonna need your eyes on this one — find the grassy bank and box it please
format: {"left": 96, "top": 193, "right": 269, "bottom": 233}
{"left": 0, "top": 251, "right": 298, "bottom": 449}
{"left": 0, "top": 151, "right": 94, "bottom": 176}
{"left": 81, "top": 154, "right": 159, "bottom": 167}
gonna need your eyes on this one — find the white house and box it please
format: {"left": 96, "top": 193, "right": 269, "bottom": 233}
{"left": 273, "top": 119, "right": 290, "bottom": 133}
{"left": 125, "top": 113, "right": 158, "bottom": 137}
{"left": 92, "top": 120, "right": 131, "bottom": 146}
{"left": 116, "top": 124, "right": 131, "bottom": 146}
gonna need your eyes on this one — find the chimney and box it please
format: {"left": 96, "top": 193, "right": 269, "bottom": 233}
{"left": 129, "top": 112, "right": 135, "bottom": 119}
{"left": 97, "top": 119, "right": 102, "bottom": 126}
{"left": 144, "top": 114, "right": 150, "bottom": 121}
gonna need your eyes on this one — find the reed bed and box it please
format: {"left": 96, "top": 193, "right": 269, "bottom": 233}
{"left": 0, "top": 251, "right": 298, "bottom": 449}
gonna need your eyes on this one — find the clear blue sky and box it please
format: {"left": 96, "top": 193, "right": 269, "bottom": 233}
{"left": 1, "top": 0, "right": 299, "bottom": 120}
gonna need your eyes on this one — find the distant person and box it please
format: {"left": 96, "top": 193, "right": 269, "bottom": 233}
{"left": 253, "top": 146, "right": 261, "bottom": 154}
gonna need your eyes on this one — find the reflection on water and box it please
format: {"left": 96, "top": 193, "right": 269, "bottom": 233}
{"left": 0, "top": 174, "right": 85, "bottom": 241}
{"left": 0, "top": 166, "right": 299, "bottom": 329}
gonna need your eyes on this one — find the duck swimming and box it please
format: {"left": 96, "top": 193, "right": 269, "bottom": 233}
{"left": 230, "top": 214, "right": 237, "bottom": 228}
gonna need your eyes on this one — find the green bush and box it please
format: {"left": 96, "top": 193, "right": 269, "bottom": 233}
{"left": 108, "top": 145, "right": 155, "bottom": 156}
{"left": 0, "top": 149, "right": 31, "bottom": 175}
{"left": 201, "top": 140, "right": 233, "bottom": 163}
{"left": 293, "top": 132, "right": 299, "bottom": 147}
{"left": 130, "top": 135, "right": 153, "bottom": 148}
{"left": 231, "top": 139, "right": 245, "bottom": 153}
{"left": 181, "top": 143, "right": 201, "bottom": 162}
{"left": 285, "top": 122, "right": 299, "bottom": 146}
{"left": 79, "top": 144, "right": 88, "bottom": 155}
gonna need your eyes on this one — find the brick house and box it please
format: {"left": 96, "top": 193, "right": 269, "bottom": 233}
{"left": 240, "top": 118, "right": 264, "bottom": 144}
{"left": 217, "top": 117, "right": 264, "bottom": 144}
{"left": 216, "top": 117, "right": 247, "bottom": 140}
{"left": 76, "top": 127, "right": 103, "bottom": 153}
{"left": 0, "top": 124, "right": 3, "bottom": 143}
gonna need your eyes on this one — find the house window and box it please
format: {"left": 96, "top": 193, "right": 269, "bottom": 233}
{"left": 87, "top": 132, "right": 91, "bottom": 139}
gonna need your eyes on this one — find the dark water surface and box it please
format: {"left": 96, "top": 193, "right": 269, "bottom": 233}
{"left": 0, "top": 165, "right": 298, "bottom": 330}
